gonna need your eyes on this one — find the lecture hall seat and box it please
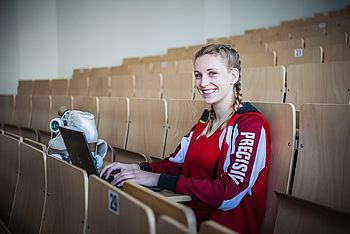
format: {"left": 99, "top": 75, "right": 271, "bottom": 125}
{"left": 40, "top": 155, "right": 88, "bottom": 234}
{"left": 292, "top": 104, "right": 350, "bottom": 212}
{"left": 87, "top": 175, "right": 156, "bottom": 234}
{"left": 241, "top": 65, "right": 286, "bottom": 103}
{"left": 123, "top": 181, "right": 197, "bottom": 233}
{"left": 8, "top": 142, "right": 47, "bottom": 234}
{"left": 0, "top": 134, "right": 21, "bottom": 226}
{"left": 252, "top": 102, "right": 296, "bottom": 234}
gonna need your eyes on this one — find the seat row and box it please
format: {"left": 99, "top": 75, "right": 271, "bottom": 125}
{"left": 1, "top": 100, "right": 295, "bottom": 234}
{"left": 242, "top": 61, "right": 350, "bottom": 110}
{"left": 120, "top": 42, "right": 350, "bottom": 69}
{"left": 15, "top": 61, "right": 350, "bottom": 111}
{"left": 18, "top": 72, "right": 196, "bottom": 99}
{"left": 0, "top": 132, "right": 238, "bottom": 234}
{"left": 71, "top": 31, "right": 349, "bottom": 77}
{"left": 1, "top": 102, "right": 349, "bottom": 233}
{"left": 208, "top": 8, "right": 349, "bottom": 45}
{"left": 209, "top": 31, "right": 348, "bottom": 51}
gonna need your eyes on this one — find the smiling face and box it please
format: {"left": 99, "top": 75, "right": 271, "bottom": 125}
{"left": 194, "top": 54, "right": 238, "bottom": 107}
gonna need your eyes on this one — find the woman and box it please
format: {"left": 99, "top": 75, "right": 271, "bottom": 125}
{"left": 100, "top": 44, "right": 271, "bottom": 234}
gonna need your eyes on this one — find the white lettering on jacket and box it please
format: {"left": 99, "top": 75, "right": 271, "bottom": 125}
{"left": 229, "top": 132, "right": 255, "bottom": 185}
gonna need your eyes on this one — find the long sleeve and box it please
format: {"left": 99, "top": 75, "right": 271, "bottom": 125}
{"left": 175, "top": 114, "right": 270, "bottom": 211}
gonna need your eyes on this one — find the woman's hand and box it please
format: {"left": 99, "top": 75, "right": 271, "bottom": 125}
{"left": 99, "top": 162, "right": 140, "bottom": 179}
{"left": 111, "top": 169, "right": 160, "bottom": 188}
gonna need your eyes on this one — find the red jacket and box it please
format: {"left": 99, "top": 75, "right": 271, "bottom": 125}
{"left": 140, "top": 102, "right": 271, "bottom": 234}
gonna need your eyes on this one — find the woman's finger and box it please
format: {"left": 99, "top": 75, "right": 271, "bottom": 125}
{"left": 99, "top": 163, "right": 114, "bottom": 177}
{"left": 111, "top": 170, "right": 135, "bottom": 187}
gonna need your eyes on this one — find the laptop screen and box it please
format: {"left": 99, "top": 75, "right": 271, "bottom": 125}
{"left": 59, "top": 127, "right": 98, "bottom": 176}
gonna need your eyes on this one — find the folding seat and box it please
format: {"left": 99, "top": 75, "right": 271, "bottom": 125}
{"left": 162, "top": 73, "right": 194, "bottom": 100}
{"left": 134, "top": 73, "right": 162, "bottom": 99}
{"left": 276, "top": 46, "right": 323, "bottom": 67}
{"left": 273, "top": 191, "right": 350, "bottom": 234}
{"left": 33, "top": 79, "right": 51, "bottom": 96}
{"left": 122, "top": 57, "right": 142, "bottom": 65}
{"left": 0, "top": 134, "right": 21, "bottom": 226}
{"left": 230, "top": 34, "right": 260, "bottom": 46}
{"left": 142, "top": 55, "right": 164, "bottom": 64}
{"left": 68, "top": 75, "right": 89, "bottom": 96}
{"left": 166, "top": 47, "right": 188, "bottom": 60}
{"left": 304, "top": 32, "right": 347, "bottom": 48}
{"left": 23, "top": 137, "right": 47, "bottom": 151}
{"left": 323, "top": 44, "right": 350, "bottom": 62}
{"left": 274, "top": 104, "right": 350, "bottom": 233}
{"left": 241, "top": 66, "right": 286, "bottom": 102}
{"left": 326, "top": 18, "right": 350, "bottom": 34}
{"left": 30, "top": 95, "right": 51, "bottom": 145}
{"left": 71, "top": 96, "right": 99, "bottom": 125}
{"left": 40, "top": 155, "right": 88, "bottom": 233}
{"left": 286, "top": 61, "right": 350, "bottom": 110}
{"left": 292, "top": 104, "right": 350, "bottom": 212}
{"left": 17, "top": 80, "right": 33, "bottom": 95}
{"left": 245, "top": 27, "right": 268, "bottom": 37}
{"left": 240, "top": 52, "right": 276, "bottom": 67}
{"left": 87, "top": 176, "right": 156, "bottom": 234}
{"left": 98, "top": 96, "right": 130, "bottom": 162}
{"left": 302, "top": 24, "right": 326, "bottom": 38}
{"left": 280, "top": 18, "right": 305, "bottom": 27}
{"left": 152, "top": 61, "right": 177, "bottom": 74}
{"left": 235, "top": 42, "right": 267, "bottom": 54}
{"left": 72, "top": 68, "right": 90, "bottom": 79}
{"left": 0, "top": 94, "right": 15, "bottom": 128}
{"left": 176, "top": 59, "right": 193, "bottom": 73}
{"left": 260, "top": 31, "right": 291, "bottom": 43}
{"left": 129, "top": 63, "right": 153, "bottom": 75}
{"left": 268, "top": 38, "right": 304, "bottom": 54}
{"left": 109, "top": 65, "right": 129, "bottom": 76}
{"left": 164, "top": 99, "right": 208, "bottom": 158}
{"left": 50, "top": 79, "right": 69, "bottom": 96}
{"left": 109, "top": 74, "right": 134, "bottom": 97}
{"left": 8, "top": 142, "right": 46, "bottom": 234}
{"left": 251, "top": 102, "right": 296, "bottom": 234}
{"left": 126, "top": 98, "right": 167, "bottom": 161}
{"left": 289, "top": 26, "right": 325, "bottom": 39}
{"left": 7, "top": 95, "right": 34, "bottom": 139}
{"left": 123, "top": 181, "right": 196, "bottom": 232}
{"left": 245, "top": 28, "right": 272, "bottom": 42}
{"left": 88, "top": 67, "right": 110, "bottom": 96}
{"left": 89, "top": 67, "right": 110, "bottom": 79}
{"left": 157, "top": 215, "right": 193, "bottom": 234}
{"left": 283, "top": 26, "right": 307, "bottom": 39}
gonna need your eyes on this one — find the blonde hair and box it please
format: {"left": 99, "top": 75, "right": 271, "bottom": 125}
{"left": 194, "top": 44, "right": 243, "bottom": 135}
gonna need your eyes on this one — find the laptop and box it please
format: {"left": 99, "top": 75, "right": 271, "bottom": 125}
{"left": 59, "top": 127, "right": 99, "bottom": 176}
{"left": 59, "top": 127, "right": 163, "bottom": 191}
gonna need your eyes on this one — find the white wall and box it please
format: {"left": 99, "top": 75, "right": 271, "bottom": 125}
{"left": 0, "top": 0, "right": 349, "bottom": 94}
{"left": 0, "top": 0, "right": 20, "bottom": 94}
{"left": 17, "top": 0, "right": 59, "bottom": 79}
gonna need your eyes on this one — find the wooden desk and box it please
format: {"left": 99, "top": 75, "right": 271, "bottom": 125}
{"left": 158, "top": 189, "right": 191, "bottom": 203}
